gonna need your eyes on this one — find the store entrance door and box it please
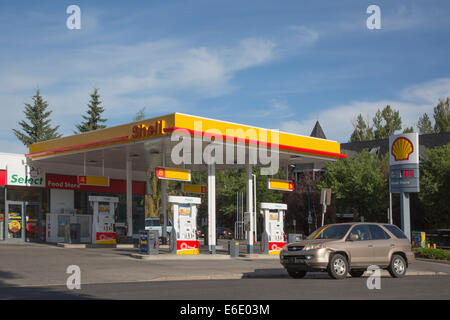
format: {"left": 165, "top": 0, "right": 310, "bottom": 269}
{"left": 5, "top": 201, "right": 25, "bottom": 241}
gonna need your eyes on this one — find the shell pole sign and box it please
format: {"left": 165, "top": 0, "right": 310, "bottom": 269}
{"left": 389, "top": 133, "right": 419, "bottom": 193}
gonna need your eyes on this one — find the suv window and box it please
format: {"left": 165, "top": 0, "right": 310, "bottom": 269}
{"left": 383, "top": 225, "right": 407, "bottom": 239}
{"left": 347, "top": 225, "right": 371, "bottom": 241}
{"left": 369, "top": 225, "right": 391, "bottom": 240}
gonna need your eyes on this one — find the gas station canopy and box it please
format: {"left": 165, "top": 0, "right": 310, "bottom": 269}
{"left": 27, "top": 112, "right": 346, "bottom": 173}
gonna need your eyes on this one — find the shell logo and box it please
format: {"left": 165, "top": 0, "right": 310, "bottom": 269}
{"left": 391, "top": 137, "right": 414, "bottom": 161}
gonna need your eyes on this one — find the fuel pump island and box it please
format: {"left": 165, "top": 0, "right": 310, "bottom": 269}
{"left": 23, "top": 112, "right": 346, "bottom": 252}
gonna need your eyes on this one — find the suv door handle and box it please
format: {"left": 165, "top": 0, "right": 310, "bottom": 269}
{"left": 390, "top": 244, "right": 395, "bottom": 247}
{"left": 368, "top": 245, "right": 373, "bottom": 248}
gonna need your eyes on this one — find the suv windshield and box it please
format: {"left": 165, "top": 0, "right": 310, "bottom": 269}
{"left": 307, "top": 224, "right": 351, "bottom": 240}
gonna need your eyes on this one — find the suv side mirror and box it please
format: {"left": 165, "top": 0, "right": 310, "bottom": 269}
{"left": 349, "top": 234, "right": 359, "bottom": 241}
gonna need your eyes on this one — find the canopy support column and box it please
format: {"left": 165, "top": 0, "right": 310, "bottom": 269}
{"left": 208, "top": 163, "right": 216, "bottom": 254}
{"left": 247, "top": 164, "right": 254, "bottom": 254}
{"left": 126, "top": 157, "right": 133, "bottom": 238}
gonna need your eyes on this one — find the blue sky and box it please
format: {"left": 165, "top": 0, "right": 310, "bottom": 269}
{"left": 1, "top": 0, "right": 450, "bottom": 153}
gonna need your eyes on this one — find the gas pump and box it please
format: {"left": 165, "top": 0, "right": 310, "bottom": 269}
{"left": 260, "top": 202, "right": 287, "bottom": 255}
{"left": 89, "top": 196, "right": 119, "bottom": 245}
{"left": 168, "top": 196, "right": 201, "bottom": 255}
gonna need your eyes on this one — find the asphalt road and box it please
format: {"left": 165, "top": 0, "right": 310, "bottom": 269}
{"left": 1, "top": 276, "right": 449, "bottom": 300}
{"left": 1, "top": 242, "right": 450, "bottom": 302}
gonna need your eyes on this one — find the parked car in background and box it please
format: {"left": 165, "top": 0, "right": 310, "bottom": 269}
{"left": 217, "top": 227, "right": 233, "bottom": 239}
{"left": 280, "top": 222, "right": 414, "bottom": 280}
{"left": 198, "top": 226, "right": 233, "bottom": 239}
{"left": 144, "top": 218, "right": 173, "bottom": 238}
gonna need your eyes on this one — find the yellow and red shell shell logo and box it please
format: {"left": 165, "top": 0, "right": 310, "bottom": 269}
{"left": 391, "top": 137, "right": 414, "bottom": 161}
{"left": 8, "top": 221, "right": 21, "bottom": 233}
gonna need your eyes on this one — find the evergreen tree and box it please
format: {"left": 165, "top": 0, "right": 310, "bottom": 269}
{"left": 350, "top": 114, "right": 374, "bottom": 142}
{"left": 75, "top": 88, "right": 107, "bottom": 133}
{"left": 13, "top": 89, "right": 61, "bottom": 147}
{"left": 373, "top": 105, "right": 402, "bottom": 139}
{"left": 134, "top": 107, "right": 146, "bottom": 122}
{"left": 417, "top": 113, "right": 434, "bottom": 134}
{"left": 402, "top": 126, "right": 414, "bottom": 133}
{"left": 433, "top": 97, "right": 449, "bottom": 133}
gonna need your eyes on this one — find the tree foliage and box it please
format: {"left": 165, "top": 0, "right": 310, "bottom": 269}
{"left": 75, "top": 88, "right": 107, "bottom": 133}
{"left": 134, "top": 107, "right": 146, "bottom": 122}
{"left": 433, "top": 97, "right": 450, "bottom": 133}
{"left": 418, "top": 143, "right": 450, "bottom": 228}
{"left": 350, "top": 114, "right": 374, "bottom": 142}
{"left": 13, "top": 89, "right": 61, "bottom": 146}
{"left": 417, "top": 113, "right": 434, "bottom": 134}
{"left": 319, "top": 150, "right": 389, "bottom": 222}
{"left": 373, "top": 105, "right": 402, "bottom": 139}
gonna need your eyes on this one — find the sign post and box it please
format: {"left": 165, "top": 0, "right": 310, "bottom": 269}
{"left": 320, "top": 188, "right": 331, "bottom": 227}
{"left": 389, "top": 133, "right": 419, "bottom": 240}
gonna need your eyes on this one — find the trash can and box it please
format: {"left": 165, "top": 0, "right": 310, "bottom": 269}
{"left": 139, "top": 230, "right": 160, "bottom": 255}
{"left": 288, "top": 234, "right": 303, "bottom": 244}
{"left": 139, "top": 231, "right": 149, "bottom": 254}
{"left": 148, "top": 230, "right": 160, "bottom": 255}
{"left": 229, "top": 240, "right": 240, "bottom": 258}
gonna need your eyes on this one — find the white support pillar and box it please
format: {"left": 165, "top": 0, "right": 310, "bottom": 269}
{"left": 126, "top": 157, "right": 133, "bottom": 238}
{"left": 161, "top": 144, "right": 168, "bottom": 244}
{"left": 208, "top": 163, "right": 216, "bottom": 254}
{"left": 247, "top": 164, "right": 254, "bottom": 254}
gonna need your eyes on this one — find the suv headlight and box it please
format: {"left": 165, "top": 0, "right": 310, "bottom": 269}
{"left": 304, "top": 243, "right": 326, "bottom": 251}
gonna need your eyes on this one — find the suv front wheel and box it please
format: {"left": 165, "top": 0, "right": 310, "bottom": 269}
{"left": 327, "top": 254, "right": 348, "bottom": 280}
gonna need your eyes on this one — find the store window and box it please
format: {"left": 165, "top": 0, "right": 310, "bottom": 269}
{"left": 7, "top": 186, "right": 41, "bottom": 202}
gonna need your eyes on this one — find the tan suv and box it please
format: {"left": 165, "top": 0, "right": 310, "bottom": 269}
{"left": 280, "top": 223, "right": 415, "bottom": 279}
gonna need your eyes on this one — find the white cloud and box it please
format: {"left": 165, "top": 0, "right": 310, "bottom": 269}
{"left": 280, "top": 78, "right": 450, "bottom": 142}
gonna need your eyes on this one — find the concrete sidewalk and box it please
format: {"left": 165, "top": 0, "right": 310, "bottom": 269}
{"left": 0, "top": 242, "right": 449, "bottom": 288}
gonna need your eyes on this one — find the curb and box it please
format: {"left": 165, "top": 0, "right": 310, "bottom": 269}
{"left": 124, "top": 270, "right": 449, "bottom": 282}
{"left": 416, "top": 258, "right": 450, "bottom": 265}
{"left": 130, "top": 253, "right": 279, "bottom": 260}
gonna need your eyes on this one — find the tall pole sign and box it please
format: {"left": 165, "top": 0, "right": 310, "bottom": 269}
{"left": 389, "top": 132, "right": 420, "bottom": 240}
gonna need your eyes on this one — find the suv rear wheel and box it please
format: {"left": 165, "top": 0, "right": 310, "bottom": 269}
{"left": 388, "top": 254, "right": 406, "bottom": 278}
{"left": 327, "top": 254, "right": 348, "bottom": 280}
{"left": 287, "top": 269, "right": 307, "bottom": 279}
